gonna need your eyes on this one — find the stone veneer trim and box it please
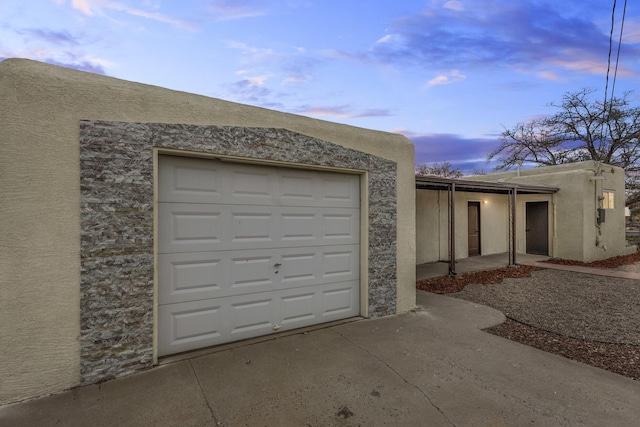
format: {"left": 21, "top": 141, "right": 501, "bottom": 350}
{"left": 80, "top": 120, "right": 397, "bottom": 385}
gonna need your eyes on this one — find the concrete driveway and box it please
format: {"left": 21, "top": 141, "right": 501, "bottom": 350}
{"left": 2, "top": 291, "right": 640, "bottom": 426}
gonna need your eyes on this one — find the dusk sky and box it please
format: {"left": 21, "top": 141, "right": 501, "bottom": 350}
{"left": 2, "top": 0, "right": 640, "bottom": 173}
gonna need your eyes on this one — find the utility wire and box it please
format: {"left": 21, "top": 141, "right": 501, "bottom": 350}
{"left": 600, "top": 0, "right": 618, "bottom": 157}
{"left": 604, "top": 0, "right": 627, "bottom": 106}
{"left": 603, "top": 0, "right": 628, "bottom": 152}
{"left": 603, "top": 0, "right": 617, "bottom": 108}
{"left": 610, "top": 0, "right": 627, "bottom": 106}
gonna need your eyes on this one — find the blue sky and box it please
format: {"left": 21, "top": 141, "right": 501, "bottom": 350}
{"left": 2, "top": 0, "right": 640, "bottom": 173}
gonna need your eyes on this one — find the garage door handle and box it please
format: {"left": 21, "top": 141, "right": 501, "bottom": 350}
{"left": 274, "top": 263, "right": 282, "bottom": 267}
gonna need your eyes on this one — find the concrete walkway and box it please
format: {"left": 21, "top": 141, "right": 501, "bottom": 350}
{"left": 2, "top": 292, "right": 640, "bottom": 426}
{"left": 417, "top": 252, "right": 640, "bottom": 281}
{"left": 417, "top": 253, "right": 549, "bottom": 281}
{"left": 518, "top": 258, "right": 640, "bottom": 280}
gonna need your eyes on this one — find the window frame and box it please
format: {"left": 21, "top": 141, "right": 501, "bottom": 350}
{"left": 603, "top": 190, "right": 615, "bottom": 209}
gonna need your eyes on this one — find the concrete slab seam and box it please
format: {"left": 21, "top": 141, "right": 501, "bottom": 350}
{"left": 188, "top": 359, "right": 219, "bottom": 424}
{"left": 330, "top": 327, "right": 455, "bottom": 426}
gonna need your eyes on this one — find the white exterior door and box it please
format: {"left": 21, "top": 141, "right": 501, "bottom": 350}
{"left": 158, "top": 155, "right": 361, "bottom": 356}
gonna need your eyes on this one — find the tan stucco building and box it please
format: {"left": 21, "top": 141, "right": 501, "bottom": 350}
{"left": 0, "top": 59, "right": 416, "bottom": 404}
{"left": 416, "top": 161, "right": 635, "bottom": 266}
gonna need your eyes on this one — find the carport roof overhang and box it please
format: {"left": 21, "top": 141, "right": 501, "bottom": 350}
{"left": 415, "top": 176, "right": 558, "bottom": 194}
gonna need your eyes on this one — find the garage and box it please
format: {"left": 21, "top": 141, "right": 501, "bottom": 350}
{"left": 3, "top": 59, "right": 408, "bottom": 401}
{"left": 158, "top": 155, "right": 361, "bottom": 356}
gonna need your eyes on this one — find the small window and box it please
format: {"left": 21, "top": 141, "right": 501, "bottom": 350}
{"left": 603, "top": 191, "right": 615, "bottom": 209}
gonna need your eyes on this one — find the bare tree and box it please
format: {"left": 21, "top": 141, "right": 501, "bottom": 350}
{"left": 470, "top": 168, "right": 489, "bottom": 176}
{"left": 416, "top": 161, "right": 463, "bottom": 178}
{"left": 489, "top": 88, "right": 640, "bottom": 192}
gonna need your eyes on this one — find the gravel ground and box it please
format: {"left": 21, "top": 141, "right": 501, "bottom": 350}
{"left": 452, "top": 269, "right": 640, "bottom": 345}
{"left": 417, "top": 257, "right": 640, "bottom": 381}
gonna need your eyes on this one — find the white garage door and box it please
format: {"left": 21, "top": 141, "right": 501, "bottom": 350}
{"left": 158, "top": 155, "right": 361, "bottom": 356}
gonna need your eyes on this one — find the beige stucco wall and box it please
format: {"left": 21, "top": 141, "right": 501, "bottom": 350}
{"left": 0, "top": 58, "right": 416, "bottom": 404}
{"left": 465, "top": 193, "right": 509, "bottom": 258}
{"left": 416, "top": 190, "right": 510, "bottom": 264}
{"left": 416, "top": 160, "right": 633, "bottom": 265}
{"left": 467, "top": 161, "right": 633, "bottom": 262}
{"left": 415, "top": 190, "right": 442, "bottom": 264}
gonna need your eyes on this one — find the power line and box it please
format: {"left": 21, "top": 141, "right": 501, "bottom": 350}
{"left": 610, "top": 0, "right": 628, "bottom": 104}
{"left": 602, "top": 0, "right": 627, "bottom": 153}
{"left": 604, "top": 0, "right": 627, "bottom": 106}
{"left": 603, "top": 0, "right": 617, "bottom": 108}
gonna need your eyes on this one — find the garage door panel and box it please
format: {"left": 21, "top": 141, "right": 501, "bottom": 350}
{"left": 158, "top": 254, "right": 224, "bottom": 304}
{"left": 159, "top": 203, "right": 359, "bottom": 253}
{"left": 322, "top": 176, "right": 358, "bottom": 205}
{"left": 281, "top": 282, "right": 359, "bottom": 326}
{"left": 158, "top": 299, "right": 225, "bottom": 356}
{"left": 229, "top": 298, "right": 276, "bottom": 335}
{"left": 280, "top": 174, "right": 317, "bottom": 202}
{"left": 280, "top": 213, "right": 318, "bottom": 241}
{"left": 172, "top": 306, "right": 223, "bottom": 342}
{"left": 229, "top": 169, "right": 276, "bottom": 201}
{"left": 230, "top": 212, "right": 276, "bottom": 243}
{"left": 279, "top": 245, "right": 358, "bottom": 289}
{"left": 279, "top": 252, "right": 318, "bottom": 284}
{"left": 171, "top": 166, "right": 219, "bottom": 194}
{"left": 158, "top": 157, "right": 223, "bottom": 203}
{"left": 280, "top": 292, "right": 316, "bottom": 324}
{"left": 158, "top": 204, "right": 222, "bottom": 253}
{"left": 322, "top": 213, "right": 357, "bottom": 240}
{"left": 322, "top": 286, "right": 356, "bottom": 316}
{"left": 159, "top": 156, "right": 360, "bottom": 208}
{"left": 173, "top": 213, "right": 221, "bottom": 241}
{"left": 321, "top": 250, "right": 357, "bottom": 279}
{"left": 159, "top": 252, "right": 276, "bottom": 305}
{"left": 158, "top": 281, "right": 360, "bottom": 356}
{"left": 230, "top": 255, "right": 276, "bottom": 290}
{"left": 160, "top": 246, "right": 358, "bottom": 304}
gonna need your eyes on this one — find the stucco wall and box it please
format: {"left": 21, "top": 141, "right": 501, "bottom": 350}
{"left": 468, "top": 161, "right": 633, "bottom": 262}
{"left": 416, "top": 160, "right": 633, "bottom": 265}
{"left": 593, "top": 164, "right": 630, "bottom": 261}
{"left": 416, "top": 190, "right": 509, "bottom": 264}
{"left": 415, "top": 190, "right": 441, "bottom": 264}
{"left": 487, "top": 195, "right": 510, "bottom": 254}
{"left": 0, "top": 58, "right": 416, "bottom": 404}
{"left": 511, "top": 171, "right": 587, "bottom": 260}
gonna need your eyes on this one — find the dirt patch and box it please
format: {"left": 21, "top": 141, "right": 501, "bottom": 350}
{"left": 416, "top": 265, "right": 542, "bottom": 294}
{"left": 544, "top": 251, "right": 640, "bottom": 268}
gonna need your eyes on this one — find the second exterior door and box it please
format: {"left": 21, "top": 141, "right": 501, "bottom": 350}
{"left": 526, "top": 201, "right": 549, "bottom": 255}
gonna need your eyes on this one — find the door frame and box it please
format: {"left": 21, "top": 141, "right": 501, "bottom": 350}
{"left": 155, "top": 153, "right": 363, "bottom": 357}
{"left": 525, "top": 201, "right": 549, "bottom": 256}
